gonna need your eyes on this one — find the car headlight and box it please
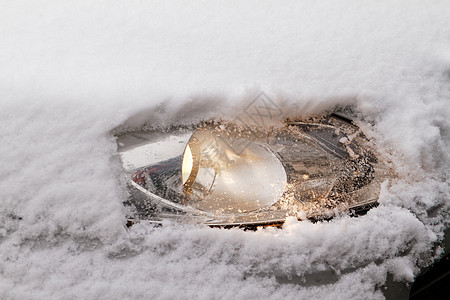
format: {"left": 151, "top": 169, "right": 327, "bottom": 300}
{"left": 116, "top": 112, "right": 391, "bottom": 227}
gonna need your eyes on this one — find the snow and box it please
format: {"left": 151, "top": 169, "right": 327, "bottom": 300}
{"left": 1, "top": 0, "right": 449, "bottom": 299}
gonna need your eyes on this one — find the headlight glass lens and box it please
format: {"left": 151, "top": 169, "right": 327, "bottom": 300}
{"left": 116, "top": 114, "right": 392, "bottom": 226}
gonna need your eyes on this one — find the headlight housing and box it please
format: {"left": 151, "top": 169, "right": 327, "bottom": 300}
{"left": 116, "top": 113, "right": 391, "bottom": 227}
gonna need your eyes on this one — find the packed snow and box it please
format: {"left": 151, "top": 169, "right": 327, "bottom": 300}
{"left": 1, "top": 1, "right": 449, "bottom": 299}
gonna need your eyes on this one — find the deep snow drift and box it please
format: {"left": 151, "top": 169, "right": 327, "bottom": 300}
{"left": 1, "top": 1, "right": 449, "bottom": 299}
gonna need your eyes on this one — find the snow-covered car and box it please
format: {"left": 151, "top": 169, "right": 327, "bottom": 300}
{"left": 114, "top": 107, "right": 449, "bottom": 298}
{"left": 2, "top": 2, "right": 449, "bottom": 299}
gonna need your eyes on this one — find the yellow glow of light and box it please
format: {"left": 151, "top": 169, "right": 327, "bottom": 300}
{"left": 182, "top": 145, "right": 193, "bottom": 184}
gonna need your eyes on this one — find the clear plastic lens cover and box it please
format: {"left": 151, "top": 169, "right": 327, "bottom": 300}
{"left": 116, "top": 114, "right": 392, "bottom": 226}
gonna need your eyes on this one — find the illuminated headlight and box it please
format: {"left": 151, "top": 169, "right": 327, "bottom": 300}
{"left": 116, "top": 113, "right": 391, "bottom": 227}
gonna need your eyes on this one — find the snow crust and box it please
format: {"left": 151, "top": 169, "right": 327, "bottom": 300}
{"left": 1, "top": 1, "right": 449, "bottom": 299}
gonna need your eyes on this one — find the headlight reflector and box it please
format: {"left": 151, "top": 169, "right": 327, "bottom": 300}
{"left": 181, "top": 126, "right": 287, "bottom": 214}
